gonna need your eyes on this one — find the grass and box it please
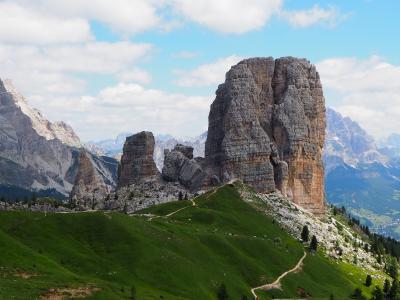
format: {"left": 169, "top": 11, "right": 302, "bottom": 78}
{"left": 0, "top": 184, "right": 384, "bottom": 299}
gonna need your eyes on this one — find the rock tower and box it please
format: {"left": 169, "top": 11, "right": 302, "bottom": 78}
{"left": 205, "top": 57, "right": 326, "bottom": 214}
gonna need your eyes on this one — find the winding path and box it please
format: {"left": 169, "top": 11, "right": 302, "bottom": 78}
{"left": 148, "top": 197, "right": 197, "bottom": 221}
{"left": 250, "top": 251, "right": 307, "bottom": 299}
{"left": 147, "top": 183, "right": 227, "bottom": 221}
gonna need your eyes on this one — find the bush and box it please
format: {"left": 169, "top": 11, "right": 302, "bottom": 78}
{"left": 217, "top": 283, "right": 228, "bottom": 300}
{"left": 365, "top": 274, "right": 372, "bottom": 287}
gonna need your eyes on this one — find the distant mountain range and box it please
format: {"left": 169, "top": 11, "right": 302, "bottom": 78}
{"left": 86, "top": 132, "right": 207, "bottom": 171}
{"left": 325, "top": 108, "right": 400, "bottom": 238}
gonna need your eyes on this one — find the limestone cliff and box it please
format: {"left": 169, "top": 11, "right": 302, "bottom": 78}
{"left": 118, "top": 131, "right": 160, "bottom": 186}
{"left": 205, "top": 57, "right": 326, "bottom": 214}
{"left": 69, "top": 150, "right": 118, "bottom": 209}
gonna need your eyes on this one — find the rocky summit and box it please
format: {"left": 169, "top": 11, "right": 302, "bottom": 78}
{"left": 118, "top": 131, "right": 160, "bottom": 186}
{"left": 205, "top": 57, "right": 326, "bottom": 215}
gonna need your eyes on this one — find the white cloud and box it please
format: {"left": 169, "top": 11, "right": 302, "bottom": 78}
{"left": 170, "top": 0, "right": 283, "bottom": 34}
{"left": 280, "top": 5, "right": 342, "bottom": 28}
{"left": 0, "top": 2, "right": 92, "bottom": 44}
{"left": 0, "top": 42, "right": 152, "bottom": 96}
{"left": 174, "top": 55, "right": 243, "bottom": 87}
{"left": 28, "top": 83, "right": 212, "bottom": 140}
{"left": 117, "top": 69, "right": 152, "bottom": 84}
{"left": 317, "top": 56, "right": 400, "bottom": 138}
{"left": 14, "top": 0, "right": 163, "bottom": 34}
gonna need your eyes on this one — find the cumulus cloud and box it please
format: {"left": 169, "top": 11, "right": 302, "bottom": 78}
{"left": 0, "top": 2, "right": 92, "bottom": 44}
{"left": 28, "top": 83, "right": 212, "bottom": 140}
{"left": 13, "top": 0, "right": 163, "bottom": 34}
{"left": 0, "top": 42, "right": 152, "bottom": 96}
{"left": 170, "top": 0, "right": 283, "bottom": 34}
{"left": 116, "top": 69, "right": 152, "bottom": 84}
{"left": 174, "top": 55, "right": 243, "bottom": 87}
{"left": 317, "top": 56, "right": 400, "bottom": 138}
{"left": 280, "top": 5, "right": 342, "bottom": 28}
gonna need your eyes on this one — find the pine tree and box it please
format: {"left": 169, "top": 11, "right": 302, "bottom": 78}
{"left": 371, "top": 286, "right": 384, "bottom": 300}
{"left": 217, "top": 283, "right": 228, "bottom": 300}
{"left": 301, "top": 225, "right": 309, "bottom": 242}
{"left": 365, "top": 274, "right": 372, "bottom": 287}
{"left": 388, "top": 257, "right": 398, "bottom": 279}
{"left": 178, "top": 191, "right": 183, "bottom": 201}
{"left": 310, "top": 235, "right": 318, "bottom": 252}
{"left": 384, "top": 279, "right": 391, "bottom": 296}
{"left": 389, "top": 279, "right": 399, "bottom": 300}
{"left": 350, "top": 287, "right": 366, "bottom": 300}
{"left": 130, "top": 285, "right": 136, "bottom": 300}
{"left": 184, "top": 193, "right": 188, "bottom": 200}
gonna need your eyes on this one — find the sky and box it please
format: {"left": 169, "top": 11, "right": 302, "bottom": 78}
{"left": 0, "top": 0, "right": 399, "bottom": 141}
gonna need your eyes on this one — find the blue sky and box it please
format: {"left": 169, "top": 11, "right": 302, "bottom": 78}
{"left": 0, "top": 0, "right": 399, "bottom": 141}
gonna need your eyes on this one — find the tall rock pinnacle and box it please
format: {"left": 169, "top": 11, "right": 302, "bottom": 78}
{"left": 118, "top": 131, "right": 160, "bottom": 186}
{"left": 205, "top": 57, "right": 326, "bottom": 215}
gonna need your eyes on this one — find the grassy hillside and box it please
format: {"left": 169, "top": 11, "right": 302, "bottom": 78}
{"left": 0, "top": 184, "right": 382, "bottom": 299}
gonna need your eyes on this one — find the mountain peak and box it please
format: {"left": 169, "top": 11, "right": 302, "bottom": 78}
{"left": 1, "top": 78, "right": 81, "bottom": 148}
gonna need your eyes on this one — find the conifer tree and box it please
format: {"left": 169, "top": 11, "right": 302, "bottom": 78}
{"left": 310, "top": 235, "right": 318, "bottom": 252}
{"left": 301, "top": 225, "right": 309, "bottom": 242}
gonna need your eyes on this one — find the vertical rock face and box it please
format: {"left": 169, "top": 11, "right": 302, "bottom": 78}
{"left": 118, "top": 131, "right": 160, "bottom": 186}
{"left": 70, "top": 150, "right": 117, "bottom": 209}
{"left": 205, "top": 57, "right": 326, "bottom": 215}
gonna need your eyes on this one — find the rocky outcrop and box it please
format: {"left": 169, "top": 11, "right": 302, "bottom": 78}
{"left": 205, "top": 57, "right": 326, "bottom": 215}
{"left": 105, "top": 181, "right": 192, "bottom": 213}
{"left": 162, "top": 144, "right": 206, "bottom": 191}
{"left": 69, "top": 151, "right": 118, "bottom": 209}
{"left": 118, "top": 131, "right": 160, "bottom": 187}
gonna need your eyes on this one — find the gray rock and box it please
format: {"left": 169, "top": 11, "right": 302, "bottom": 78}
{"left": 70, "top": 150, "right": 117, "bottom": 209}
{"left": 162, "top": 144, "right": 207, "bottom": 191}
{"left": 174, "top": 144, "right": 194, "bottom": 159}
{"left": 118, "top": 131, "right": 160, "bottom": 186}
{"left": 205, "top": 57, "right": 326, "bottom": 215}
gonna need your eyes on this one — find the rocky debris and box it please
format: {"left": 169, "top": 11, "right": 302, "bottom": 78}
{"left": 237, "top": 183, "right": 381, "bottom": 272}
{"left": 118, "top": 131, "right": 160, "bottom": 187}
{"left": 205, "top": 57, "right": 326, "bottom": 215}
{"left": 162, "top": 144, "right": 207, "bottom": 191}
{"left": 104, "top": 181, "right": 192, "bottom": 213}
{"left": 69, "top": 150, "right": 117, "bottom": 209}
{"left": 0, "top": 200, "right": 72, "bottom": 213}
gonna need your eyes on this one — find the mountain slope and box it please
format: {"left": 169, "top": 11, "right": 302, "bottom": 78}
{"left": 0, "top": 183, "right": 385, "bottom": 299}
{"left": 324, "top": 108, "right": 400, "bottom": 238}
{"left": 0, "top": 79, "right": 117, "bottom": 199}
